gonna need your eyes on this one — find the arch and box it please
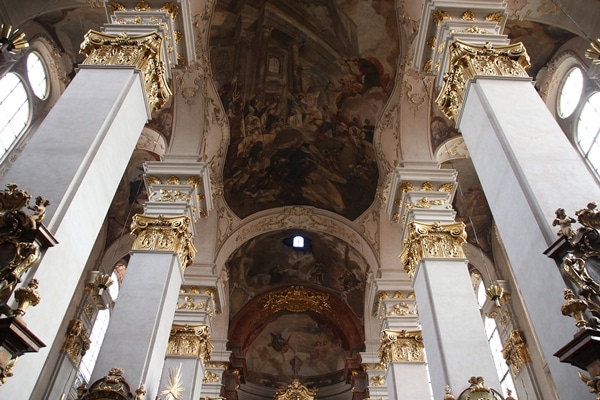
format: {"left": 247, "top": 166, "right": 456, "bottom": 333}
{"left": 215, "top": 206, "right": 380, "bottom": 279}
{"left": 229, "top": 285, "right": 364, "bottom": 351}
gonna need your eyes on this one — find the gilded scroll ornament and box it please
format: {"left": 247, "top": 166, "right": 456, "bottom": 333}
{"left": 77, "top": 367, "right": 146, "bottom": 400}
{"left": 456, "top": 376, "right": 504, "bottom": 400}
{"left": 369, "top": 375, "right": 386, "bottom": 386}
{"left": 166, "top": 324, "right": 213, "bottom": 361}
{"left": 501, "top": 330, "right": 530, "bottom": 375}
{"left": 552, "top": 203, "right": 600, "bottom": 328}
{"left": 436, "top": 40, "right": 530, "bottom": 122}
{"left": 61, "top": 318, "right": 91, "bottom": 364}
{"left": 263, "top": 286, "right": 330, "bottom": 314}
{"left": 130, "top": 214, "right": 197, "bottom": 270}
{"left": 275, "top": 379, "right": 317, "bottom": 400}
{"left": 378, "top": 329, "right": 425, "bottom": 366}
{"left": 399, "top": 221, "right": 467, "bottom": 279}
{"left": 107, "top": 2, "right": 127, "bottom": 12}
{"left": 461, "top": 11, "right": 475, "bottom": 21}
{"left": 433, "top": 10, "right": 451, "bottom": 26}
{"left": 202, "top": 370, "right": 220, "bottom": 383}
{"left": 80, "top": 30, "right": 171, "bottom": 112}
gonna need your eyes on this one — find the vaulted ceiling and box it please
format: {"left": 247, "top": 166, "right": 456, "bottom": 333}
{"left": 2, "top": 0, "right": 591, "bottom": 397}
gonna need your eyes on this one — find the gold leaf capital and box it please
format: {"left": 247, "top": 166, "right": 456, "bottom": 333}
{"left": 378, "top": 329, "right": 425, "bottom": 366}
{"left": 436, "top": 40, "right": 530, "bottom": 122}
{"left": 399, "top": 221, "right": 467, "bottom": 279}
{"left": 130, "top": 214, "right": 197, "bottom": 270}
{"left": 80, "top": 30, "right": 171, "bottom": 111}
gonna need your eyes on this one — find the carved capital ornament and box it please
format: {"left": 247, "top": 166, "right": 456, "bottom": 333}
{"left": 501, "top": 330, "right": 531, "bottom": 375}
{"left": 400, "top": 221, "right": 467, "bottom": 279}
{"left": 378, "top": 329, "right": 425, "bottom": 367}
{"left": 61, "top": 318, "right": 91, "bottom": 364}
{"left": 80, "top": 30, "right": 171, "bottom": 111}
{"left": 130, "top": 214, "right": 197, "bottom": 270}
{"left": 436, "top": 40, "right": 530, "bottom": 122}
{"left": 166, "top": 324, "right": 213, "bottom": 361}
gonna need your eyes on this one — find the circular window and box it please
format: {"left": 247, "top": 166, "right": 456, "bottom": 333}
{"left": 0, "top": 72, "right": 30, "bottom": 156}
{"left": 577, "top": 92, "right": 600, "bottom": 174}
{"left": 26, "top": 52, "right": 48, "bottom": 100}
{"left": 558, "top": 67, "right": 584, "bottom": 118}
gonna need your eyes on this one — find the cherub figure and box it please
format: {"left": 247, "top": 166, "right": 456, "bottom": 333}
{"left": 26, "top": 196, "right": 50, "bottom": 228}
{"left": 552, "top": 208, "right": 576, "bottom": 240}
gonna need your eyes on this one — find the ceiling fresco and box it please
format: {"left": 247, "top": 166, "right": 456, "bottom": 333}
{"left": 226, "top": 229, "right": 368, "bottom": 319}
{"left": 504, "top": 20, "right": 575, "bottom": 78}
{"left": 210, "top": 0, "right": 398, "bottom": 220}
{"left": 244, "top": 313, "right": 350, "bottom": 388}
{"left": 226, "top": 228, "right": 368, "bottom": 393}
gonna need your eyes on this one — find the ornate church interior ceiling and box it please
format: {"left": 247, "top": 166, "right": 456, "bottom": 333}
{"left": 211, "top": 0, "right": 398, "bottom": 220}
{"left": 4, "top": 0, "right": 592, "bottom": 398}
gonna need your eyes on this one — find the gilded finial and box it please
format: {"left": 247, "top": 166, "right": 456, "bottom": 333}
{"left": 443, "top": 385, "right": 455, "bottom": 400}
{"left": 13, "top": 279, "right": 41, "bottom": 317}
{"left": 561, "top": 288, "right": 590, "bottom": 328}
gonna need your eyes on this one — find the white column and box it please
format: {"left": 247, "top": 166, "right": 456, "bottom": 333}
{"left": 387, "top": 163, "right": 501, "bottom": 397}
{"left": 0, "top": 67, "right": 148, "bottom": 399}
{"left": 458, "top": 77, "right": 600, "bottom": 400}
{"left": 414, "top": 258, "right": 500, "bottom": 397}
{"left": 91, "top": 251, "right": 183, "bottom": 399}
{"left": 370, "top": 280, "right": 431, "bottom": 399}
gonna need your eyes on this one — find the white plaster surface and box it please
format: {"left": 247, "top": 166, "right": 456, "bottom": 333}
{"left": 386, "top": 361, "right": 432, "bottom": 399}
{"left": 160, "top": 356, "right": 205, "bottom": 400}
{"left": 0, "top": 68, "right": 148, "bottom": 399}
{"left": 91, "top": 251, "right": 182, "bottom": 399}
{"left": 459, "top": 77, "right": 600, "bottom": 400}
{"left": 414, "top": 258, "right": 500, "bottom": 397}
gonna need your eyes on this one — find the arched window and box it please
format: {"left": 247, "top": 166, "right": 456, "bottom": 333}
{"left": 557, "top": 67, "right": 584, "bottom": 118}
{"left": 577, "top": 92, "right": 600, "bottom": 175}
{"left": 292, "top": 235, "right": 304, "bottom": 248}
{"left": 77, "top": 266, "right": 124, "bottom": 385}
{"left": 26, "top": 52, "right": 48, "bottom": 100}
{"left": 0, "top": 72, "right": 30, "bottom": 157}
{"left": 472, "top": 271, "right": 517, "bottom": 396}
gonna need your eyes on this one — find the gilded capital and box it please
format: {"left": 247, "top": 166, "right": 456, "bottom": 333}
{"left": 61, "top": 318, "right": 91, "bottom": 364}
{"left": 501, "top": 330, "right": 530, "bottom": 375}
{"left": 436, "top": 40, "right": 530, "bottom": 122}
{"left": 378, "top": 329, "right": 425, "bottom": 367}
{"left": 130, "top": 214, "right": 197, "bottom": 270}
{"left": 80, "top": 30, "right": 171, "bottom": 111}
{"left": 399, "top": 221, "right": 467, "bottom": 279}
{"left": 166, "top": 324, "right": 213, "bottom": 361}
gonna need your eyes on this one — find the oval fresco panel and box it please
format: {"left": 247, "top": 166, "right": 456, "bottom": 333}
{"left": 210, "top": 0, "right": 398, "bottom": 219}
